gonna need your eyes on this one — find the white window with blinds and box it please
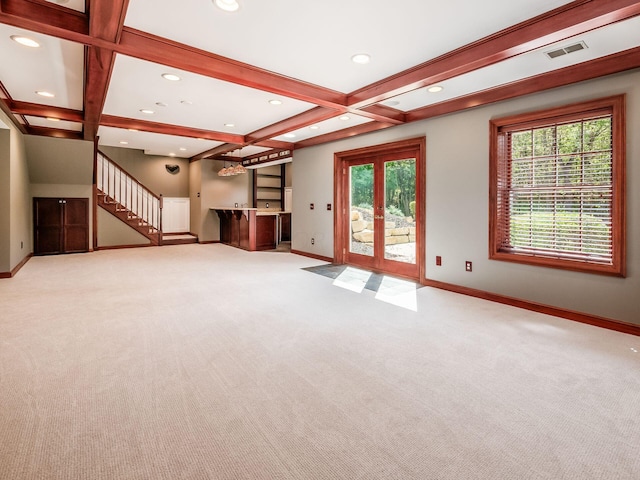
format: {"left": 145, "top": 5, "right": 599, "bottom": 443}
{"left": 490, "top": 95, "right": 625, "bottom": 276}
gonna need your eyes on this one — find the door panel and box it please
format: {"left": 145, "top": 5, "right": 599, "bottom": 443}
{"left": 343, "top": 150, "right": 420, "bottom": 279}
{"left": 34, "top": 198, "right": 89, "bottom": 255}
{"left": 348, "top": 162, "right": 375, "bottom": 266}
{"left": 34, "top": 198, "right": 62, "bottom": 255}
{"left": 63, "top": 198, "right": 89, "bottom": 253}
{"left": 383, "top": 158, "right": 417, "bottom": 265}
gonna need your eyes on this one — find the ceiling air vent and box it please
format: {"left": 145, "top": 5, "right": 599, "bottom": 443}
{"left": 545, "top": 41, "right": 588, "bottom": 59}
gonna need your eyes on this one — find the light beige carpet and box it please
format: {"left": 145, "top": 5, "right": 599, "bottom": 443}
{"left": 0, "top": 244, "right": 638, "bottom": 479}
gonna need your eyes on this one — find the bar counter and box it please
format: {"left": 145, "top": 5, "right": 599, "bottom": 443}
{"left": 211, "top": 207, "right": 281, "bottom": 251}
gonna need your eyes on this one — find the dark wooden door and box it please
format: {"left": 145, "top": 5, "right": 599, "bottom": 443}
{"left": 34, "top": 198, "right": 89, "bottom": 255}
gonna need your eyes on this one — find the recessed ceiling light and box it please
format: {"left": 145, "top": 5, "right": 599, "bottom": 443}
{"left": 46, "top": 117, "right": 60, "bottom": 122}
{"left": 269, "top": 99, "right": 282, "bottom": 105}
{"left": 50, "top": 0, "right": 69, "bottom": 4}
{"left": 161, "top": 73, "right": 181, "bottom": 82}
{"left": 213, "top": 0, "right": 240, "bottom": 12}
{"left": 224, "top": 123, "right": 235, "bottom": 128}
{"left": 309, "top": 125, "right": 319, "bottom": 130}
{"left": 197, "top": 138, "right": 205, "bottom": 141}
{"left": 36, "top": 91, "right": 55, "bottom": 98}
{"left": 427, "top": 85, "right": 444, "bottom": 93}
{"left": 385, "top": 100, "right": 400, "bottom": 107}
{"left": 180, "top": 100, "right": 193, "bottom": 105}
{"left": 155, "top": 102, "right": 168, "bottom": 107}
{"left": 140, "top": 109, "right": 154, "bottom": 114}
{"left": 351, "top": 53, "right": 371, "bottom": 64}
{"left": 179, "top": 147, "right": 187, "bottom": 151}
{"left": 128, "top": 128, "right": 137, "bottom": 132}
{"left": 339, "top": 115, "right": 350, "bottom": 121}
{"left": 284, "top": 133, "right": 296, "bottom": 138}
{"left": 120, "top": 141, "right": 128, "bottom": 145}
{"left": 11, "top": 35, "right": 40, "bottom": 48}
{"left": 169, "top": 153, "right": 176, "bottom": 157}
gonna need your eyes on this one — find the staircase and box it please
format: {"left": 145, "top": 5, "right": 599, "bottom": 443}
{"left": 96, "top": 151, "right": 163, "bottom": 246}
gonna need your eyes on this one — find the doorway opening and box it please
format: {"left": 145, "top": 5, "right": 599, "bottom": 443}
{"left": 334, "top": 137, "right": 426, "bottom": 281}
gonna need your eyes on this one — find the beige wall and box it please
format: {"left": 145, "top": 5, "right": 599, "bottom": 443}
{"left": 292, "top": 69, "right": 640, "bottom": 325}
{"left": 97, "top": 209, "right": 150, "bottom": 247}
{"left": 0, "top": 109, "right": 31, "bottom": 275}
{"left": 284, "top": 162, "right": 292, "bottom": 187}
{"left": 193, "top": 159, "right": 252, "bottom": 242}
{"left": 0, "top": 129, "right": 11, "bottom": 272}
{"left": 26, "top": 136, "right": 93, "bottom": 184}
{"left": 100, "top": 146, "right": 189, "bottom": 198}
{"left": 26, "top": 136, "right": 95, "bottom": 250}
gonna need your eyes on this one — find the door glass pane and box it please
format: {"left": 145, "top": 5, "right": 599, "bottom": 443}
{"left": 349, "top": 163, "right": 374, "bottom": 256}
{"left": 384, "top": 158, "right": 416, "bottom": 264}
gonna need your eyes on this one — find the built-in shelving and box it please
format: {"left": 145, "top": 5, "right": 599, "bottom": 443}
{"left": 253, "top": 164, "right": 285, "bottom": 209}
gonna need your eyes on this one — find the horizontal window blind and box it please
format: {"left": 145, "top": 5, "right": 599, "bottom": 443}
{"left": 497, "top": 113, "right": 614, "bottom": 264}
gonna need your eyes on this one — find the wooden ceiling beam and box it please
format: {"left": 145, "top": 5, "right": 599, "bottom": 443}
{"left": 8, "top": 100, "right": 84, "bottom": 122}
{"left": 191, "top": 144, "right": 242, "bottom": 162}
{"left": 347, "top": 0, "right": 640, "bottom": 108}
{"left": 0, "top": 0, "right": 88, "bottom": 36}
{"left": 354, "top": 104, "right": 406, "bottom": 124}
{"left": 27, "top": 125, "right": 83, "bottom": 140}
{"left": 244, "top": 106, "right": 342, "bottom": 146}
{"left": 0, "top": 4, "right": 348, "bottom": 110}
{"left": 100, "top": 114, "right": 245, "bottom": 144}
{"left": 118, "top": 28, "right": 348, "bottom": 110}
{"left": 0, "top": 81, "right": 27, "bottom": 133}
{"left": 256, "top": 139, "right": 294, "bottom": 150}
{"left": 405, "top": 46, "right": 640, "bottom": 124}
{"left": 294, "top": 122, "right": 396, "bottom": 150}
{"left": 83, "top": 0, "right": 129, "bottom": 141}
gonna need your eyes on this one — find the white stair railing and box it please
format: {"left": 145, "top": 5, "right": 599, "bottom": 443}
{"left": 97, "top": 151, "right": 162, "bottom": 232}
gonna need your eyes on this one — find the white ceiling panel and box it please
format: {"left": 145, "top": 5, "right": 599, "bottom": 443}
{"left": 381, "top": 17, "right": 640, "bottom": 113}
{"left": 44, "top": 0, "right": 85, "bottom": 12}
{"left": 0, "top": 24, "right": 84, "bottom": 109}
{"left": 25, "top": 116, "right": 82, "bottom": 132}
{"left": 103, "top": 54, "right": 315, "bottom": 134}
{"left": 124, "top": 0, "right": 574, "bottom": 93}
{"left": 98, "top": 126, "right": 223, "bottom": 159}
{"left": 272, "top": 114, "right": 373, "bottom": 143}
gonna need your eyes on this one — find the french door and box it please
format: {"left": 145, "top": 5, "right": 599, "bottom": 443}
{"left": 335, "top": 138, "right": 425, "bottom": 280}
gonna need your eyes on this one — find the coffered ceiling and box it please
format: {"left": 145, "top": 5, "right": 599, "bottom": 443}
{"left": 0, "top": 0, "right": 639, "bottom": 165}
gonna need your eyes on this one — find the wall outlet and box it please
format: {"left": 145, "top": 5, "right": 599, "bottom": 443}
{"left": 327, "top": 203, "right": 331, "bottom": 211}
{"left": 21, "top": 241, "right": 23, "bottom": 249}
{"left": 436, "top": 255, "right": 442, "bottom": 266}
{"left": 465, "top": 261, "right": 472, "bottom": 272}
{"left": 311, "top": 238, "right": 315, "bottom": 245}
{"left": 310, "top": 203, "right": 315, "bottom": 210}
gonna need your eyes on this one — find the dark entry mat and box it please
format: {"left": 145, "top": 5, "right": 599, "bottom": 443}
{"left": 302, "top": 264, "right": 422, "bottom": 292}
